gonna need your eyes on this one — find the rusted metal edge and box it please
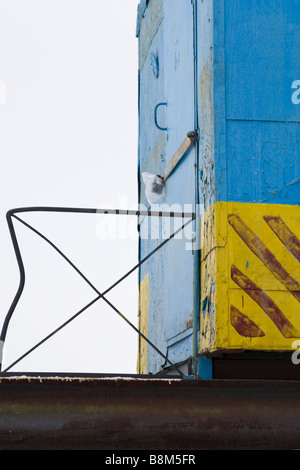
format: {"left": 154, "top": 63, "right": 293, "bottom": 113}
{"left": 0, "top": 376, "right": 300, "bottom": 450}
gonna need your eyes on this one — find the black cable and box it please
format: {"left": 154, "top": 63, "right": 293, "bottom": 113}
{"left": 3, "top": 295, "right": 101, "bottom": 372}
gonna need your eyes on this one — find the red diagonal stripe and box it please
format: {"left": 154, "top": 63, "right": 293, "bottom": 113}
{"left": 231, "top": 265, "right": 300, "bottom": 338}
{"left": 230, "top": 305, "right": 265, "bottom": 337}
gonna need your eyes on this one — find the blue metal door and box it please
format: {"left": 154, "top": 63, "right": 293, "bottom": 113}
{"left": 137, "top": 0, "right": 196, "bottom": 374}
{"left": 162, "top": 0, "right": 195, "bottom": 367}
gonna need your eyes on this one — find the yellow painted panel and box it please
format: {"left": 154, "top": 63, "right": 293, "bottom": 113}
{"left": 199, "top": 202, "right": 300, "bottom": 354}
{"left": 137, "top": 273, "right": 149, "bottom": 374}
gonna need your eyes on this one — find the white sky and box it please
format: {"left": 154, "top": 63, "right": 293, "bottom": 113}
{"left": 0, "top": 0, "right": 139, "bottom": 374}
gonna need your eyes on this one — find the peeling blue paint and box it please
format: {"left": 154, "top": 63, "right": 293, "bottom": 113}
{"left": 137, "top": 0, "right": 196, "bottom": 375}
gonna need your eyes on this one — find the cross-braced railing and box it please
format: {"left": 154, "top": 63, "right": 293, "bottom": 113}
{"left": 0, "top": 206, "right": 195, "bottom": 378}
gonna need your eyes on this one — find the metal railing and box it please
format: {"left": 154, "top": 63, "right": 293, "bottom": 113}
{"left": 0, "top": 206, "right": 195, "bottom": 377}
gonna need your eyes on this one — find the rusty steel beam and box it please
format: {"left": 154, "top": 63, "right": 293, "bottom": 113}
{"left": 0, "top": 376, "right": 300, "bottom": 450}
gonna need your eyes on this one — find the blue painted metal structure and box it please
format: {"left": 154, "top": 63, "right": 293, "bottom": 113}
{"left": 137, "top": 0, "right": 300, "bottom": 378}
{"left": 137, "top": 0, "right": 197, "bottom": 376}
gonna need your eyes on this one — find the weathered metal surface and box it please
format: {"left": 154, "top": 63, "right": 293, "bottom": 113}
{"left": 200, "top": 202, "right": 300, "bottom": 354}
{"left": 138, "top": 0, "right": 196, "bottom": 375}
{"left": 138, "top": 0, "right": 167, "bottom": 375}
{"left": 1, "top": 376, "right": 300, "bottom": 450}
{"left": 137, "top": 0, "right": 300, "bottom": 376}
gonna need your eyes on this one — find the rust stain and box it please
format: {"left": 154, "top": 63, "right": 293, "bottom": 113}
{"left": 228, "top": 214, "right": 300, "bottom": 303}
{"left": 231, "top": 265, "right": 300, "bottom": 338}
{"left": 230, "top": 305, "right": 265, "bottom": 337}
{"left": 264, "top": 216, "right": 300, "bottom": 263}
{"left": 185, "top": 316, "right": 193, "bottom": 330}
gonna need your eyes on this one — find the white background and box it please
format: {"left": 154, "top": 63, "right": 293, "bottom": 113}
{"left": 0, "top": 0, "right": 139, "bottom": 374}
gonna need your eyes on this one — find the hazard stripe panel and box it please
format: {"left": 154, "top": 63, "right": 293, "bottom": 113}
{"left": 199, "top": 202, "right": 300, "bottom": 354}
